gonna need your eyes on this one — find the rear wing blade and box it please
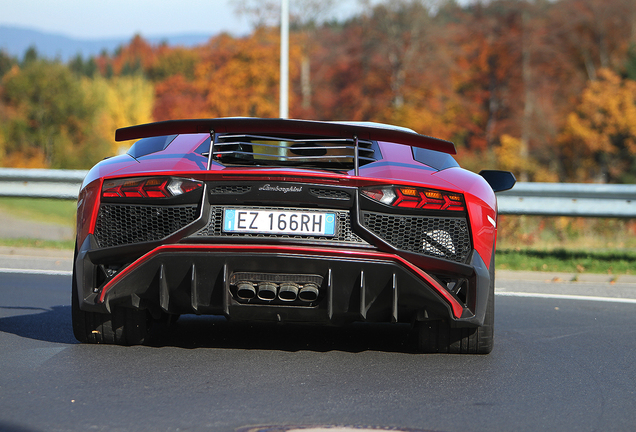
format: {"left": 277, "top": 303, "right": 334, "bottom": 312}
{"left": 115, "top": 118, "right": 456, "bottom": 155}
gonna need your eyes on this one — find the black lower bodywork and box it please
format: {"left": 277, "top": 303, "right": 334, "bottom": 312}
{"left": 75, "top": 235, "right": 491, "bottom": 328}
{"left": 73, "top": 180, "right": 495, "bottom": 352}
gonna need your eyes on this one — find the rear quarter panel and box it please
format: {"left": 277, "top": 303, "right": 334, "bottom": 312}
{"left": 434, "top": 167, "right": 498, "bottom": 268}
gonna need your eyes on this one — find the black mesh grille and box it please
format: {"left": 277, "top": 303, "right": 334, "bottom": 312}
{"left": 95, "top": 204, "right": 199, "bottom": 248}
{"left": 309, "top": 188, "right": 351, "bottom": 200}
{"left": 361, "top": 211, "right": 471, "bottom": 263}
{"left": 209, "top": 185, "right": 251, "bottom": 194}
{"left": 192, "top": 206, "right": 368, "bottom": 245}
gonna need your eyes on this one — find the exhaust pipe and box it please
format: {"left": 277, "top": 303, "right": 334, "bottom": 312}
{"left": 298, "top": 283, "right": 319, "bottom": 302}
{"left": 278, "top": 283, "right": 299, "bottom": 301}
{"left": 257, "top": 282, "right": 278, "bottom": 301}
{"left": 236, "top": 282, "right": 256, "bottom": 300}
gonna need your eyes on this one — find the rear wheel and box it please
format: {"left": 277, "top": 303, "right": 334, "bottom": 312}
{"left": 416, "top": 255, "right": 495, "bottom": 354}
{"left": 71, "top": 254, "right": 150, "bottom": 345}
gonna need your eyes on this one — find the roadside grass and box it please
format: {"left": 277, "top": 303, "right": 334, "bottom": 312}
{"left": 496, "top": 215, "right": 636, "bottom": 275}
{"left": 0, "top": 197, "right": 76, "bottom": 227}
{"left": 0, "top": 238, "right": 75, "bottom": 250}
{"left": 496, "top": 248, "right": 636, "bottom": 275}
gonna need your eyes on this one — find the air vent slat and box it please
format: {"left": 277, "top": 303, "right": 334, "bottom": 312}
{"left": 211, "top": 133, "right": 378, "bottom": 171}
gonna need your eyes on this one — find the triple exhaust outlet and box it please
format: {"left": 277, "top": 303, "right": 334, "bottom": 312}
{"left": 231, "top": 272, "right": 323, "bottom": 303}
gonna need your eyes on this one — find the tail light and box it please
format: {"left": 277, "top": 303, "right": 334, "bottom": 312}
{"left": 102, "top": 177, "right": 203, "bottom": 198}
{"left": 361, "top": 186, "right": 465, "bottom": 211}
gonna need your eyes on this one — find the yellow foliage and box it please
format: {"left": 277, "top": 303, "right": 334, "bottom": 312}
{"left": 2, "top": 148, "right": 47, "bottom": 168}
{"left": 558, "top": 69, "right": 636, "bottom": 182}
{"left": 194, "top": 30, "right": 301, "bottom": 118}
{"left": 496, "top": 134, "right": 525, "bottom": 174}
{"left": 495, "top": 134, "right": 558, "bottom": 182}
{"left": 82, "top": 75, "right": 154, "bottom": 155}
{"left": 385, "top": 102, "right": 460, "bottom": 141}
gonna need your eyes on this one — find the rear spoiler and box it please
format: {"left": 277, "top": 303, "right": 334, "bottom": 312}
{"left": 115, "top": 118, "right": 456, "bottom": 155}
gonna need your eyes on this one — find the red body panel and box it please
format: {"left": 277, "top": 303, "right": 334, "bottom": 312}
{"left": 73, "top": 119, "right": 509, "bottom": 352}
{"left": 78, "top": 134, "right": 497, "bottom": 268}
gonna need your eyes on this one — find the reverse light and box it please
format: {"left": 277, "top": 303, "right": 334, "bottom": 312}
{"left": 102, "top": 177, "right": 203, "bottom": 198}
{"left": 360, "top": 187, "right": 397, "bottom": 205}
{"left": 362, "top": 186, "right": 465, "bottom": 211}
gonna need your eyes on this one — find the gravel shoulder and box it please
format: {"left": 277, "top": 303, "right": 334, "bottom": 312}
{"left": 0, "top": 208, "right": 74, "bottom": 241}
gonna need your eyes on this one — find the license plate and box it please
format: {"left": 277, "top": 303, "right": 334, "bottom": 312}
{"left": 223, "top": 209, "right": 336, "bottom": 237}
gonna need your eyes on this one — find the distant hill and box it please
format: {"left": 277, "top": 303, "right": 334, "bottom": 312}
{"left": 0, "top": 25, "right": 213, "bottom": 62}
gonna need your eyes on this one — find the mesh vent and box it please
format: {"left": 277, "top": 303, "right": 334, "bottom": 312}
{"left": 309, "top": 188, "right": 351, "bottom": 200}
{"left": 209, "top": 185, "right": 251, "bottom": 194}
{"left": 95, "top": 204, "right": 199, "bottom": 248}
{"left": 193, "top": 206, "right": 368, "bottom": 245}
{"left": 361, "top": 211, "right": 471, "bottom": 263}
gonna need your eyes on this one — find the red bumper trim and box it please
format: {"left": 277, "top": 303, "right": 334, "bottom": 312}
{"left": 98, "top": 244, "right": 464, "bottom": 318}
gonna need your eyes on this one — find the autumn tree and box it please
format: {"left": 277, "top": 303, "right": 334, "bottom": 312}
{"left": 148, "top": 46, "right": 199, "bottom": 82}
{"left": 0, "top": 59, "right": 106, "bottom": 168}
{"left": 82, "top": 75, "right": 155, "bottom": 155}
{"left": 153, "top": 74, "right": 206, "bottom": 120}
{"left": 193, "top": 29, "right": 300, "bottom": 118}
{"left": 0, "top": 50, "right": 16, "bottom": 79}
{"left": 558, "top": 69, "right": 636, "bottom": 183}
{"left": 548, "top": 0, "right": 636, "bottom": 82}
{"left": 111, "top": 35, "right": 160, "bottom": 76}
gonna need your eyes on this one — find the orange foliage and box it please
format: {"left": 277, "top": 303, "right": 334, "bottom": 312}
{"left": 153, "top": 74, "right": 207, "bottom": 120}
{"left": 558, "top": 69, "right": 636, "bottom": 182}
{"left": 195, "top": 29, "right": 300, "bottom": 118}
{"left": 110, "top": 34, "right": 164, "bottom": 75}
{"left": 4, "top": 0, "right": 636, "bottom": 179}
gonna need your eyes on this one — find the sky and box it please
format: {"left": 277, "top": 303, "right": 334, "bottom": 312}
{"left": 0, "top": 0, "right": 361, "bottom": 39}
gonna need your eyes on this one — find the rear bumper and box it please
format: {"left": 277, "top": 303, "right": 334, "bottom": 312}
{"left": 76, "top": 238, "right": 491, "bottom": 327}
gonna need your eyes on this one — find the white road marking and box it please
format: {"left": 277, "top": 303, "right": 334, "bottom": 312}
{"left": 0, "top": 268, "right": 72, "bottom": 276}
{"left": 496, "top": 291, "right": 636, "bottom": 304}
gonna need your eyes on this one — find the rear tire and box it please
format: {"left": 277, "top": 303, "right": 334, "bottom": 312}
{"left": 71, "top": 252, "right": 150, "bottom": 345}
{"left": 416, "top": 254, "right": 495, "bottom": 354}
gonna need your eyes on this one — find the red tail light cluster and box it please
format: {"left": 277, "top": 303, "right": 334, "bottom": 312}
{"left": 102, "top": 177, "right": 203, "bottom": 198}
{"left": 361, "top": 186, "right": 465, "bottom": 211}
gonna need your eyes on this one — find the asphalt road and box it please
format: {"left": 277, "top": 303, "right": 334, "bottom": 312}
{"left": 1, "top": 269, "right": 636, "bottom": 432}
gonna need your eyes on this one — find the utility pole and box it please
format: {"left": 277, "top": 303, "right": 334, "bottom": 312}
{"left": 279, "top": 0, "right": 289, "bottom": 119}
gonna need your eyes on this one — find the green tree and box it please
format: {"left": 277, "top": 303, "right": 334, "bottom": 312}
{"left": 21, "top": 46, "right": 38, "bottom": 66}
{"left": 0, "top": 50, "right": 16, "bottom": 79}
{"left": 148, "top": 47, "right": 199, "bottom": 82}
{"left": 625, "top": 44, "right": 636, "bottom": 81}
{"left": 69, "top": 54, "right": 97, "bottom": 77}
{"left": 0, "top": 59, "right": 105, "bottom": 168}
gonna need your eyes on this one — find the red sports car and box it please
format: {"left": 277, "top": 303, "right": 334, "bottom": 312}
{"left": 72, "top": 118, "right": 515, "bottom": 353}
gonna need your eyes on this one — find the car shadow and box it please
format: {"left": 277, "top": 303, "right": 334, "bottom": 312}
{"left": 0, "top": 306, "right": 418, "bottom": 354}
{"left": 0, "top": 421, "right": 42, "bottom": 432}
{"left": 148, "top": 316, "right": 419, "bottom": 354}
{"left": 0, "top": 305, "right": 76, "bottom": 344}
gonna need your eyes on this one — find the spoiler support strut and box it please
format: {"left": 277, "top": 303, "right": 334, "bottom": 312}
{"left": 207, "top": 129, "right": 215, "bottom": 170}
{"left": 354, "top": 135, "right": 359, "bottom": 176}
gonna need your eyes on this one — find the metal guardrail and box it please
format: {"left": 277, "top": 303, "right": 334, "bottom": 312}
{"left": 0, "top": 168, "right": 634, "bottom": 218}
{"left": 497, "top": 182, "right": 636, "bottom": 218}
{"left": 0, "top": 168, "right": 87, "bottom": 200}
